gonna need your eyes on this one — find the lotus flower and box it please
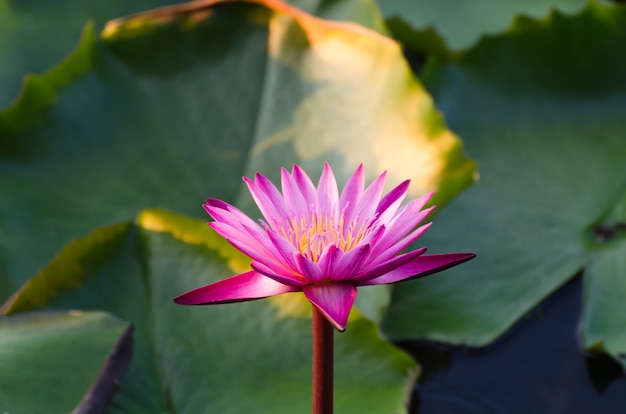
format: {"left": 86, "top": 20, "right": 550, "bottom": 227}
{"left": 175, "top": 163, "right": 475, "bottom": 331}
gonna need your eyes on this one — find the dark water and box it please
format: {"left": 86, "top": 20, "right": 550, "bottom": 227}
{"left": 398, "top": 276, "right": 626, "bottom": 414}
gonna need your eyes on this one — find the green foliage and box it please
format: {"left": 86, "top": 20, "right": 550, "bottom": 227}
{"left": 0, "top": 0, "right": 474, "bottom": 304}
{"left": 0, "top": 0, "right": 476, "bottom": 411}
{"left": 382, "top": 1, "right": 626, "bottom": 366}
{"left": 0, "top": 0, "right": 188, "bottom": 108}
{"left": 2, "top": 0, "right": 626, "bottom": 411}
{"left": 0, "top": 311, "right": 130, "bottom": 413}
{"left": 583, "top": 192, "right": 626, "bottom": 363}
{"left": 380, "top": 0, "right": 589, "bottom": 55}
{"left": 5, "top": 210, "right": 416, "bottom": 413}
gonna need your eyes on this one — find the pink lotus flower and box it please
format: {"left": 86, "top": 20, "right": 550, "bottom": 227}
{"left": 175, "top": 164, "right": 475, "bottom": 331}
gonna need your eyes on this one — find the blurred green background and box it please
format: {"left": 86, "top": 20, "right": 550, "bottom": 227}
{"left": 1, "top": 0, "right": 625, "bottom": 412}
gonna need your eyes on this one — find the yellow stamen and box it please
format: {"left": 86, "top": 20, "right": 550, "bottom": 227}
{"left": 275, "top": 210, "right": 375, "bottom": 262}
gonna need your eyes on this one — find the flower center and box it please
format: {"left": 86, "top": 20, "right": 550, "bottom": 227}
{"left": 276, "top": 210, "right": 375, "bottom": 262}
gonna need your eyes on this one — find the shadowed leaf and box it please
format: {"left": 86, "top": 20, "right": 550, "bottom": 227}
{"left": 0, "top": 311, "right": 131, "bottom": 413}
{"left": 382, "top": 1, "right": 626, "bottom": 366}
{"left": 0, "top": 0, "right": 476, "bottom": 317}
{"left": 4, "top": 209, "right": 417, "bottom": 413}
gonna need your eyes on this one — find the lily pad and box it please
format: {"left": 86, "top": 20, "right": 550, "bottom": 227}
{"left": 0, "top": 0, "right": 476, "bottom": 304}
{"left": 583, "top": 192, "right": 626, "bottom": 364}
{"left": 381, "top": 1, "right": 626, "bottom": 365}
{"left": 0, "top": 0, "right": 188, "bottom": 108}
{"left": 379, "top": 0, "right": 589, "bottom": 55}
{"left": 0, "top": 310, "right": 131, "bottom": 413}
{"left": 4, "top": 209, "right": 417, "bottom": 413}
{"left": 285, "top": 0, "right": 389, "bottom": 34}
{"left": 405, "top": 276, "right": 626, "bottom": 413}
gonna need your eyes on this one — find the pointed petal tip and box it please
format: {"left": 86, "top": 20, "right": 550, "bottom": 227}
{"left": 422, "top": 193, "right": 435, "bottom": 207}
{"left": 292, "top": 164, "right": 305, "bottom": 174}
{"left": 450, "top": 252, "right": 476, "bottom": 261}
{"left": 203, "top": 198, "right": 229, "bottom": 209}
{"left": 250, "top": 261, "right": 307, "bottom": 287}
{"left": 423, "top": 251, "right": 477, "bottom": 269}
{"left": 303, "top": 284, "right": 356, "bottom": 332}
{"left": 173, "top": 271, "right": 298, "bottom": 305}
{"left": 415, "top": 191, "right": 435, "bottom": 208}
{"left": 173, "top": 289, "right": 208, "bottom": 306}
{"left": 351, "top": 163, "right": 364, "bottom": 178}
{"left": 173, "top": 293, "right": 205, "bottom": 306}
{"left": 329, "top": 316, "right": 347, "bottom": 332}
{"left": 317, "top": 306, "right": 348, "bottom": 332}
{"left": 462, "top": 252, "right": 477, "bottom": 261}
{"left": 359, "top": 251, "right": 476, "bottom": 286}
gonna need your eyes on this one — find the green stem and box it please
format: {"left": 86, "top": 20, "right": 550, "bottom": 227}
{"left": 312, "top": 305, "right": 334, "bottom": 414}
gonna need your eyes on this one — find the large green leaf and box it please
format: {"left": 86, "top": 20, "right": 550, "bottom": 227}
{"left": 285, "top": 0, "right": 389, "bottom": 33}
{"left": 0, "top": 0, "right": 188, "bottom": 108}
{"left": 4, "top": 209, "right": 417, "bottom": 413}
{"left": 0, "top": 310, "right": 131, "bottom": 413}
{"left": 0, "top": 0, "right": 476, "bottom": 304}
{"left": 582, "top": 192, "right": 626, "bottom": 362}
{"left": 380, "top": 0, "right": 589, "bottom": 56}
{"left": 382, "top": 1, "right": 626, "bottom": 365}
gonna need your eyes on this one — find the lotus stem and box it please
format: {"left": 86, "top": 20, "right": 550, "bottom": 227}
{"left": 312, "top": 305, "right": 333, "bottom": 414}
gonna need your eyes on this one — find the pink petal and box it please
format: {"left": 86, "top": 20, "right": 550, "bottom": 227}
{"left": 370, "top": 202, "right": 434, "bottom": 258}
{"left": 281, "top": 167, "right": 307, "bottom": 214}
{"left": 208, "top": 222, "right": 287, "bottom": 271}
{"left": 339, "top": 164, "right": 364, "bottom": 219}
{"left": 296, "top": 254, "right": 324, "bottom": 282}
{"left": 384, "top": 193, "right": 434, "bottom": 237}
{"left": 266, "top": 231, "right": 301, "bottom": 271}
{"left": 203, "top": 198, "right": 261, "bottom": 233}
{"left": 207, "top": 221, "right": 250, "bottom": 244}
{"left": 208, "top": 218, "right": 270, "bottom": 250}
{"left": 362, "top": 170, "right": 387, "bottom": 205}
{"left": 351, "top": 171, "right": 387, "bottom": 228}
{"left": 251, "top": 261, "right": 307, "bottom": 287}
{"left": 208, "top": 222, "right": 261, "bottom": 256}
{"left": 303, "top": 284, "right": 357, "bottom": 332}
{"left": 358, "top": 224, "right": 386, "bottom": 249}
{"left": 317, "top": 163, "right": 339, "bottom": 215}
{"left": 317, "top": 244, "right": 344, "bottom": 277}
{"left": 351, "top": 247, "right": 428, "bottom": 282}
{"left": 375, "top": 180, "right": 410, "bottom": 224}
{"left": 316, "top": 243, "right": 373, "bottom": 281}
{"left": 174, "top": 271, "right": 299, "bottom": 305}
{"left": 243, "top": 174, "right": 290, "bottom": 230}
{"left": 369, "top": 222, "right": 432, "bottom": 266}
{"left": 359, "top": 253, "right": 476, "bottom": 286}
{"left": 333, "top": 243, "right": 371, "bottom": 278}
{"left": 291, "top": 164, "right": 317, "bottom": 210}
{"left": 241, "top": 224, "right": 313, "bottom": 275}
